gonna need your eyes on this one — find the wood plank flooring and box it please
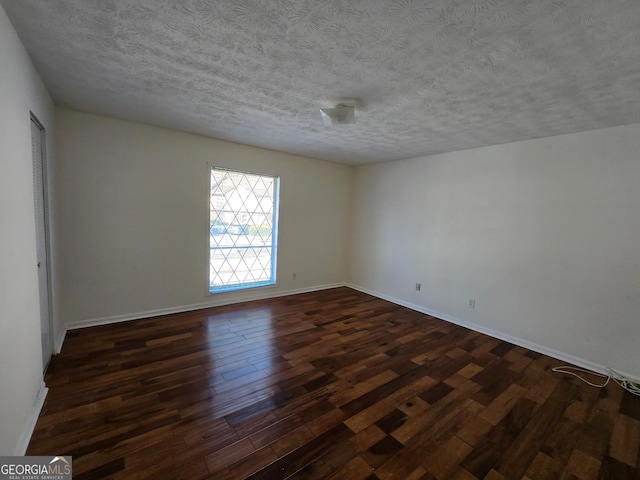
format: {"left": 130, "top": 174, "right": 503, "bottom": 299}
{"left": 28, "top": 287, "right": 640, "bottom": 479}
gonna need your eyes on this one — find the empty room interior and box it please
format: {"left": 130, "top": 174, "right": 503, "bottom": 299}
{"left": 2, "top": 1, "right": 640, "bottom": 479}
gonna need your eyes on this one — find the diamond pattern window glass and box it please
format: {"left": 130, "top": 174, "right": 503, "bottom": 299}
{"left": 209, "top": 166, "right": 279, "bottom": 293}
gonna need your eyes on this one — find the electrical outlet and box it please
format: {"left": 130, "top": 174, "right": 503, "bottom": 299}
{"left": 415, "top": 283, "right": 421, "bottom": 292}
{"left": 292, "top": 272, "right": 297, "bottom": 279}
{"left": 468, "top": 299, "right": 475, "bottom": 309}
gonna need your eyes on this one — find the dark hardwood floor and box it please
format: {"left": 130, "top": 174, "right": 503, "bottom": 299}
{"left": 28, "top": 287, "right": 640, "bottom": 479}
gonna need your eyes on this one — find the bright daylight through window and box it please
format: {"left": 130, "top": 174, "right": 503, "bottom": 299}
{"left": 209, "top": 167, "right": 279, "bottom": 293}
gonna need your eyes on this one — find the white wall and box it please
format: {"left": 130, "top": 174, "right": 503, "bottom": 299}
{"left": 55, "top": 108, "right": 351, "bottom": 326}
{"left": 0, "top": 6, "right": 56, "bottom": 455}
{"left": 349, "top": 124, "right": 640, "bottom": 379}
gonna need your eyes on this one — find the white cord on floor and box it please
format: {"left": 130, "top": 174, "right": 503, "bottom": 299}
{"left": 551, "top": 366, "right": 610, "bottom": 388}
{"left": 552, "top": 365, "right": 640, "bottom": 396}
{"left": 608, "top": 368, "right": 640, "bottom": 396}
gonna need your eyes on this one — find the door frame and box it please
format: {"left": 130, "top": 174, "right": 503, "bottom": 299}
{"left": 31, "top": 113, "right": 54, "bottom": 371}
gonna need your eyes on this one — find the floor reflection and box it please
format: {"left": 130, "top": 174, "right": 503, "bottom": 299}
{"left": 204, "top": 305, "right": 283, "bottom": 412}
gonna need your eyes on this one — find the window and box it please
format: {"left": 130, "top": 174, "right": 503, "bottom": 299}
{"left": 209, "top": 166, "right": 279, "bottom": 293}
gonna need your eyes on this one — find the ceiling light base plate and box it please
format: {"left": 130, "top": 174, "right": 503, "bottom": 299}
{"left": 320, "top": 104, "right": 356, "bottom": 126}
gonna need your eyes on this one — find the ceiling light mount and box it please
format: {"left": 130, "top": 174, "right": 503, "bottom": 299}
{"left": 319, "top": 99, "right": 359, "bottom": 126}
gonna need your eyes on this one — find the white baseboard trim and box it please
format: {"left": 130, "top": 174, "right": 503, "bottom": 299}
{"left": 346, "top": 283, "right": 623, "bottom": 380}
{"left": 13, "top": 382, "right": 48, "bottom": 456}
{"left": 67, "top": 283, "right": 346, "bottom": 331}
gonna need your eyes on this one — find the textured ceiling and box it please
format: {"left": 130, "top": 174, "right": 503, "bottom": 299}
{"left": 3, "top": 0, "right": 640, "bottom": 165}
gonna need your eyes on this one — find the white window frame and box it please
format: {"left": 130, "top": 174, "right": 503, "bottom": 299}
{"left": 208, "top": 165, "right": 279, "bottom": 294}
